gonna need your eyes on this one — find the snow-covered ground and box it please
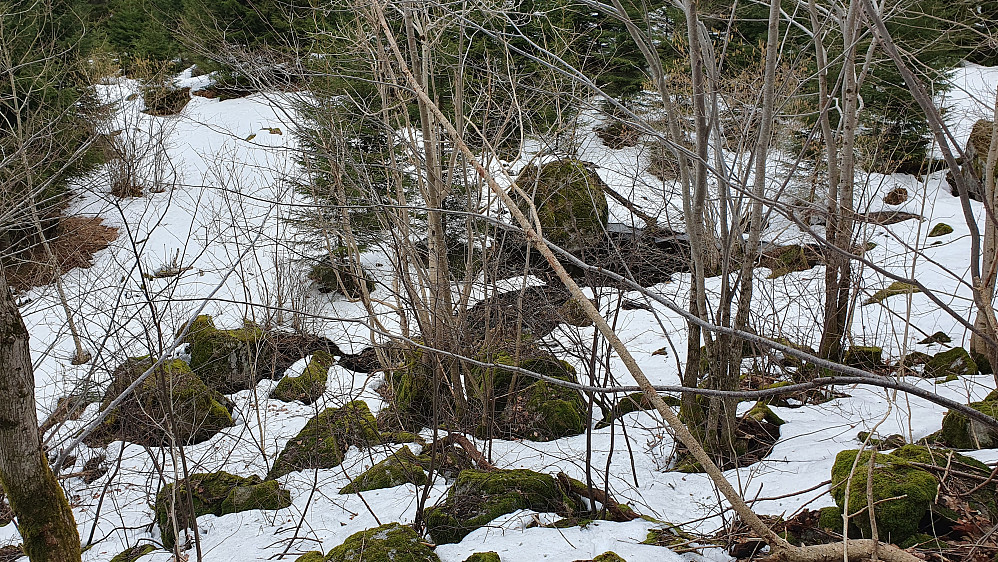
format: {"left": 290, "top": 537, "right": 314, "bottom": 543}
{"left": 3, "top": 64, "right": 997, "bottom": 561}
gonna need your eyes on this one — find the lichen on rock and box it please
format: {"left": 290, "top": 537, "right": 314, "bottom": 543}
{"left": 269, "top": 400, "right": 381, "bottom": 479}
{"left": 155, "top": 471, "right": 291, "bottom": 550}
{"left": 424, "top": 468, "right": 578, "bottom": 544}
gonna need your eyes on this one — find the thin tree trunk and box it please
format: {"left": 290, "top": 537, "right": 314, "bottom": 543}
{"left": 0, "top": 268, "right": 82, "bottom": 562}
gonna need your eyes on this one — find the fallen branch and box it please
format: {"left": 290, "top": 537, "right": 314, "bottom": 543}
{"left": 557, "top": 472, "right": 641, "bottom": 522}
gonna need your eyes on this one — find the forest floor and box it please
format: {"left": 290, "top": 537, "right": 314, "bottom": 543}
{"left": 2, "top": 64, "right": 998, "bottom": 561}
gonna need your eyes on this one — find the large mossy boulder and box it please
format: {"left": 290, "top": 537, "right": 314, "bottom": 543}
{"left": 424, "top": 469, "right": 579, "bottom": 544}
{"left": 938, "top": 389, "right": 998, "bottom": 449}
{"left": 322, "top": 523, "right": 440, "bottom": 562}
{"left": 497, "top": 357, "right": 588, "bottom": 441}
{"left": 271, "top": 351, "right": 334, "bottom": 404}
{"left": 830, "top": 448, "right": 938, "bottom": 544}
{"left": 182, "top": 315, "right": 275, "bottom": 393}
{"left": 155, "top": 471, "right": 291, "bottom": 549}
{"left": 339, "top": 446, "right": 427, "bottom": 494}
{"left": 86, "top": 358, "right": 234, "bottom": 447}
{"left": 269, "top": 401, "right": 381, "bottom": 479}
{"left": 925, "top": 347, "right": 978, "bottom": 379}
{"left": 514, "top": 159, "right": 609, "bottom": 253}
{"left": 380, "top": 346, "right": 589, "bottom": 442}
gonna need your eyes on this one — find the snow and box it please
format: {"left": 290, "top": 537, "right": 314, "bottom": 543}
{"left": 3, "top": 64, "right": 997, "bottom": 561}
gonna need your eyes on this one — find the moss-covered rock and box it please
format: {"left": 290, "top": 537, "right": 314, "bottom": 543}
{"left": 514, "top": 159, "right": 609, "bottom": 253}
{"left": 424, "top": 469, "right": 579, "bottom": 544}
{"left": 309, "top": 258, "right": 375, "bottom": 298}
{"left": 843, "top": 346, "right": 883, "bottom": 369}
{"left": 938, "top": 390, "right": 998, "bottom": 449}
{"left": 817, "top": 506, "right": 842, "bottom": 531}
{"left": 339, "top": 446, "right": 427, "bottom": 494}
{"left": 295, "top": 553, "right": 325, "bottom": 562}
{"left": 269, "top": 401, "right": 381, "bottom": 479}
{"left": 463, "top": 553, "right": 501, "bottom": 562}
{"left": 595, "top": 392, "right": 680, "bottom": 428}
{"left": 763, "top": 244, "right": 819, "bottom": 279}
{"left": 830, "top": 449, "right": 938, "bottom": 544}
{"left": 745, "top": 402, "right": 785, "bottom": 426}
{"left": 182, "top": 315, "right": 274, "bottom": 393}
{"left": 926, "top": 347, "right": 978, "bottom": 378}
{"left": 155, "top": 471, "right": 291, "bottom": 550}
{"left": 86, "top": 357, "right": 234, "bottom": 447}
{"left": 498, "top": 358, "right": 587, "bottom": 441}
{"left": 271, "top": 351, "right": 334, "bottom": 404}
{"left": 109, "top": 544, "right": 156, "bottom": 562}
{"left": 593, "top": 553, "right": 626, "bottom": 562}
{"left": 928, "top": 223, "right": 954, "bottom": 237}
{"left": 863, "top": 282, "right": 921, "bottom": 306}
{"left": 324, "top": 523, "right": 440, "bottom": 562}
{"left": 918, "top": 331, "right": 952, "bottom": 345}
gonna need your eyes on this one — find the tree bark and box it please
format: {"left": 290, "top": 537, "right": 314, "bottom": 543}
{"left": 0, "top": 268, "right": 81, "bottom": 562}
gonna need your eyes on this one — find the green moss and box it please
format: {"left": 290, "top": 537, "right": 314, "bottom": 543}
{"left": 183, "top": 315, "right": 273, "bottom": 393}
{"left": 156, "top": 471, "right": 291, "bottom": 549}
{"left": 593, "top": 552, "right": 626, "bottom": 562}
{"left": 382, "top": 431, "right": 424, "bottom": 445}
{"left": 926, "top": 347, "right": 978, "bottom": 378}
{"left": 766, "top": 245, "right": 814, "bottom": 279}
{"left": 271, "top": 351, "right": 334, "bottom": 404}
{"left": 830, "top": 449, "right": 938, "bottom": 544}
{"left": 424, "top": 469, "right": 578, "bottom": 544}
{"left": 294, "top": 552, "right": 325, "bottom": 562}
{"left": 745, "top": 402, "right": 785, "bottom": 426}
{"left": 109, "top": 544, "right": 156, "bottom": 562}
{"left": 269, "top": 401, "right": 381, "bottom": 479}
{"left": 938, "top": 390, "right": 998, "bottom": 449}
{"left": 817, "top": 506, "right": 842, "bottom": 531}
{"left": 898, "top": 533, "right": 948, "bottom": 549}
{"left": 928, "top": 223, "right": 954, "bottom": 237}
{"left": 463, "top": 553, "right": 501, "bottom": 562}
{"left": 89, "top": 357, "right": 234, "bottom": 447}
{"left": 863, "top": 282, "right": 921, "bottom": 306}
{"left": 514, "top": 159, "right": 609, "bottom": 252}
{"left": 596, "top": 392, "right": 681, "bottom": 428}
{"left": 501, "top": 357, "right": 587, "bottom": 441}
{"left": 642, "top": 525, "right": 697, "bottom": 552}
{"left": 339, "top": 446, "right": 427, "bottom": 493}
{"left": 918, "top": 332, "right": 952, "bottom": 345}
{"left": 324, "top": 523, "right": 440, "bottom": 562}
{"left": 843, "top": 346, "right": 884, "bottom": 368}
